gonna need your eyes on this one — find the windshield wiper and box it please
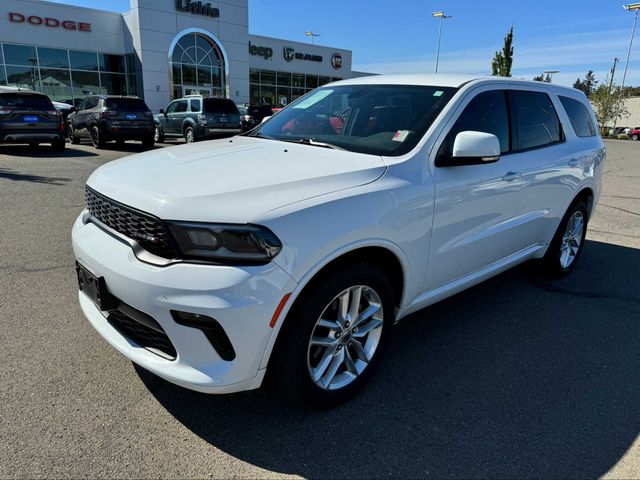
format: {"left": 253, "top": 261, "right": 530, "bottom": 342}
{"left": 294, "top": 138, "right": 344, "bottom": 150}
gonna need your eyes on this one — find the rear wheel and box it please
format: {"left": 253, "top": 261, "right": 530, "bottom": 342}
{"left": 541, "top": 200, "right": 588, "bottom": 277}
{"left": 632, "top": 134, "right": 639, "bottom": 141}
{"left": 90, "top": 126, "right": 106, "bottom": 149}
{"left": 272, "top": 265, "right": 394, "bottom": 407}
{"left": 184, "top": 126, "right": 196, "bottom": 143}
{"left": 154, "top": 126, "right": 165, "bottom": 143}
{"left": 141, "top": 136, "right": 155, "bottom": 149}
{"left": 51, "top": 138, "right": 66, "bottom": 152}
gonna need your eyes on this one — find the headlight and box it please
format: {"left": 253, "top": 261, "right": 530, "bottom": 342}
{"left": 167, "top": 222, "right": 282, "bottom": 264}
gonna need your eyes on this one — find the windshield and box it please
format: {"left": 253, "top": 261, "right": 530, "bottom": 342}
{"left": 106, "top": 98, "right": 149, "bottom": 111}
{"left": 249, "top": 84, "right": 457, "bottom": 156}
{"left": 204, "top": 98, "right": 239, "bottom": 114}
{"left": 0, "top": 93, "right": 54, "bottom": 109}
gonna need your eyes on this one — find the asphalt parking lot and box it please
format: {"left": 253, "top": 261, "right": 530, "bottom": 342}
{"left": 1, "top": 139, "right": 639, "bottom": 479}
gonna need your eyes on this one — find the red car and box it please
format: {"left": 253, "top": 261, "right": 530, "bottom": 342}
{"left": 628, "top": 127, "right": 640, "bottom": 140}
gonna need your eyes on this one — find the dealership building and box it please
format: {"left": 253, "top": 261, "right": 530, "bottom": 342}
{"left": 0, "top": 0, "right": 363, "bottom": 111}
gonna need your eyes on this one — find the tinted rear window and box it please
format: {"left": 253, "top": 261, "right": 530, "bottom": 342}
{"left": 512, "top": 90, "right": 563, "bottom": 150}
{"left": 0, "top": 93, "right": 54, "bottom": 109}
{"left": 105, "top": 98, "right": 149, "bottom": 111}
{"left": 203, "top": 98, "right": 239, "bottom": 114}
{"left": 559, "top": 96, "right": 596, "bottom": 137}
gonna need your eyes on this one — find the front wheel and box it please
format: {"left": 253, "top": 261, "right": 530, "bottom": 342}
{"left": 271, "top": 265, "right": 394, "bottom": 407}
{"left": 68, "top": 125, "right": 81, "bottom": 145}
{"left": 541, "top": 200, "right": 588, "bottom": 277}
{"left": 632, "top": 134, "right": 639, "bottom": 141}
{"left": 90, "top": 126, "right": 106, "bottom": 149}
{"left": 154, "top": 126, "right": 165, "bottom": 143}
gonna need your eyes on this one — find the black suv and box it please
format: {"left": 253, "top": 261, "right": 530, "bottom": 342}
{"left": 67, "top": 96, "right": 155, "bottom": 149}
{"left": 237, "top": 104, "right": 274, "bottom": 132}
{"left": 154, "top": 96, "right": 241, "bottom": 143}
{"left": 0, "top": 87, "right": 66, "bottom": 151}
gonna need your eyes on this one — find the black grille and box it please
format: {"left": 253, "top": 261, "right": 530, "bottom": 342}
{"left": 108, "top": 310, "right": 177, "bottom": 360}
{"left": 85, "top": 187, "right": 176, "bottom": 259}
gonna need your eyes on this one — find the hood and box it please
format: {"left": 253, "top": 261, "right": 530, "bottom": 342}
{"left": 87, "top": 136, "right": 387, "bottom": 223}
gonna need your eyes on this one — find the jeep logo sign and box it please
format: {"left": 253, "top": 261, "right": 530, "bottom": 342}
{"left": 175, "top": 0, "right": 220, "bottom": 18}
{"left": 8, "top": 12, "right": 92, "bottom": 31}
{"left": 248, "top": 42, "right": 273, "bottom": 60}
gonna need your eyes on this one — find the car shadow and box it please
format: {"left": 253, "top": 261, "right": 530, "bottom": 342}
{"left": 0, "top": 167, "right": 70, "bottom": 185}
{"left": 136, "top": 240, "right": 640, "bottom": 478}
{"left": 0, "top": 144, "right": 98, "bottom": 158}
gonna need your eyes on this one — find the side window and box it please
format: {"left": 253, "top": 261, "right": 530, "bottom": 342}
{"left": 77, "top": 99, "right": 87, "bottom": 111}
{"left": 166, "top": 101, "right": 179, "bottom": 114}
{"left": 559, "top": 96, "right": 596, "bottom": 137}
{"left": 512, "top": 90, "right": 562, "bottom": 150}
{"left": 85, "top": 98, "right": 98, "bottom": 110}
{"left": 189, "top": 99, "right": 201, "bottom": 112}
{"left": 439, "top": 90, "right": 510, "bottom": 158}
{"left": 175, "top": 100, "right": 188, "bottom": 113}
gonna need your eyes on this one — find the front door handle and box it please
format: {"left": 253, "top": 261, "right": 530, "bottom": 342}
{"left": 502, "top": 171, "right": 522, "bottom": 182}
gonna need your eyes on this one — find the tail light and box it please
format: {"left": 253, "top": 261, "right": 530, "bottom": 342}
{"left": 0, "top": 108, "right": 14, "bottom": 115}
{"left": 99, "top": 111, "right": 113, "bottom": 119}
{"left": 144, "top": 111, "right": 153, "bottom": 117}
{"left": 197, "top": 113, "right": 207, "bottom": 125}
{"left": 47, "top": 110, "right": 61, "bottom": 116}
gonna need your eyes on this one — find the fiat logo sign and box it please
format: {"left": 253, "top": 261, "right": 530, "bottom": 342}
{"left": 331, "top": 53, "right": 343, "bottom": 70}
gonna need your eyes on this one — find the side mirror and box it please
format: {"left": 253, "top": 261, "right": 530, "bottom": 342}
{"left": 159, "top": 108, "right": 165, "bottom": 115}
{"left": 69, "top": 107, "right": 77, "bottom": 114}
{"left": 261, "top": 115, "right": 272, "bottom": 124}
{"left": 436, "top": 131, "right": 501, "bottom": 167}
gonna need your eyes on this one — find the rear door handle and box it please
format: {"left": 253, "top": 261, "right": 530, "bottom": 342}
{"left": 502, "top": 171, "right": 522, "bottom": 182}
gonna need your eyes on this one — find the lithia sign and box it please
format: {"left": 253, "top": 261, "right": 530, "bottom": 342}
{"left": 175, "top": 0, "right": 220, "bottom": 18}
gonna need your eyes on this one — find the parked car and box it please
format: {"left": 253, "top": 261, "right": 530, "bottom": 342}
{"left": 73, "top": 74, "right": 605, "bottom": 407}
{"left": 154, "top": 96, "right": 242, "bottom": 143}
{"left": 67, "top": 95, "right": 155, "bottom": 149}
{"left": 236, "top": 104, "right": 274, "bottom": 131}
{"left": 53, "top": 101, "right": 76, "bottom": 136}
{"left": 628, "top": 127, "right": 640, "bottom": 140}
{"left": 0, "top": 87, "right": 65, "bottom": 151}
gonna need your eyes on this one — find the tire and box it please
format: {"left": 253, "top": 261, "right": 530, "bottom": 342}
{"left": 68, "top": 125, "right": 81, "bottom": 145}
{"left": 154, "top": 126, "right": 165, "bottom": 143}
{"left": 184, "top": 126, "right": 196, "bottom": 143}
{"left": 271, "top": 264, "right": 395, "bottom": 407}
{"left": 141, "top": 136, "right": 155, "bottom": 149}
{"left": 51, "top": 138, "right": 65, "bottom": 152}
{"left": 90, "top": 126, "right": 106, "bottom": 149}
{"left": 541, "top": 200, "right": 588, "bottom": 277}
{"left": 632, "top": 134, "right": 639, "bottom": 141}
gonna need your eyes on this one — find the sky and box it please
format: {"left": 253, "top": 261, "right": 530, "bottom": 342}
{"left": 45, "top": 0, "right": 640, "bottom": 87}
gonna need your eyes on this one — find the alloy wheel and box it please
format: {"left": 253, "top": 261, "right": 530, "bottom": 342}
{"left": 560, "top": 211, "right": 584, "bottom": 268}
{"left": 307, "top": 285, "right": 384, "bottom": 391}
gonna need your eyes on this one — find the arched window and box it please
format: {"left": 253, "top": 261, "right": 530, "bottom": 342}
{"left": 169, "top": 32, "right": 225, "bottom": 99}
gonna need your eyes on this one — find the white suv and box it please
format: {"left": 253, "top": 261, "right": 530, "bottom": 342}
{"left": 72, "top": 74, "right": 605, "bottom": 406}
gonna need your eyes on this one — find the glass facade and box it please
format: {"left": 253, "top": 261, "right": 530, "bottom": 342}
{"left": 170, "top": 33, "right": 224, "bottom": 100}
{"left": 250, "top": 68, "right": 341, "bottom": 107}
{"left": 0, "top": 42, "right": 137, "bottom": 106}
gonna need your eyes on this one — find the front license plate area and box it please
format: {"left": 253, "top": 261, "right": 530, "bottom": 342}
{"left": 76, "top": 262, "right": 117, "bottom": 311}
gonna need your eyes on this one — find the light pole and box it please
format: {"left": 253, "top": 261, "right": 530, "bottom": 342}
{"left": 614, "top": 3, "right": 640, "bottom": 130}
{"left": 609, "top": 57, "right": 620, "bottom": 94}
{"left": 305, "top": 31, "right": 320, "bottom": 45}
{"left": 544, "top": 70, "right": 560, "bottom": 82}
{"left": 432, "top": 12, "right": 452, "bottom": 74}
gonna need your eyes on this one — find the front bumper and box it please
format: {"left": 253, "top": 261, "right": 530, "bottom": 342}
{"left": 72, "top": 213, "right": 297, "bottom": 393}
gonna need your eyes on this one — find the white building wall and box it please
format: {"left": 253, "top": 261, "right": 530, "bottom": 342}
{"left": 618, "top": 97, "right": 640, "bottom": 129}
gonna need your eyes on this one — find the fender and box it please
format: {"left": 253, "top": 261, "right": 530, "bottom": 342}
{"left": 258, "top": 238, "right": 410, "bottom": 370}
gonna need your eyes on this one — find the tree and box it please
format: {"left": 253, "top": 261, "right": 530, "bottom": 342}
{"left": 533, "top": 73, "right": 551, "bottom": 82}
{"left": 590, "top": 83, "right": 629, "bottom": 126}
{"left": 573, "top": 70, "right": 598, "bottom": 96}
{"left": 491, "top": 27, "right": 514, "bottom": 77}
